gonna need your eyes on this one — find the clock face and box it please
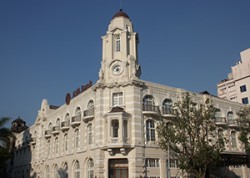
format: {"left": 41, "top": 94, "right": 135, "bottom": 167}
{"left": 112, "top": 64, "right": 122, "bottom": 75}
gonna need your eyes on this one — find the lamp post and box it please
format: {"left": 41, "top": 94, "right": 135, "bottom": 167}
{"left": 167, "top": 142, "right": 171, "bottom": 178}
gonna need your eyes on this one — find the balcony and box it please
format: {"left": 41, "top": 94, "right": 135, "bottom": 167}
{"left": 83, "top": 108, "right": 95, "bottom": 122}
{"left": 52, "top": 126, "right": 60, "bottom": 135}
{"left": 142, "top": 104, "right": 160, "bottom": 116}
{"left": 215, "top": 117, "right": 227, "bottom": 126}
{"left": 71, "top": 115, "right": 81, "bottom": 127}
{"left": 105, "top": 136, "right": 130, "bottom": 149}
{"left": 161, "top": 107, "right": 175, "bottom": 117}
{"left": 44, "top": 130, "right": 52, "bottom": 139}
{"left": 61, "top": 121, "right": 70, "bottom": 131}
{"left": 228, "top": 119, "right": 239, "bottom": 127}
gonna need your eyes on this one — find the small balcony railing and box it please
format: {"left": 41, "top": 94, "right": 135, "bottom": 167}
{"left": 52, "top": 126, "right": 60, "bottom": 135}
{"left": 61, "top": 121, "right": 70, "bottom": 131}
{"left": 162, "top": 107, "right": 174, "bottom": 117}
{"left": 71, "top": 115, "right": 81, "bottom": 127}
{"left": 83, "top": 108, "right": 95, "bottom": 122}
{"left": 111, "top": 137, "right": 118, "bottom": 143}
{"left": 228, "top": 119, "right": 239, "bottom": 127}
{"left": 142, "top": 104, "right": 159, "bottom": 115}
{"left": 44, "top": 130, "right": 52, "bottom": 139}
{"left": 215, "top": 117, "right": 227, "bottom": 126}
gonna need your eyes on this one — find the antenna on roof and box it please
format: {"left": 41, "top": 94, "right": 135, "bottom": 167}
{"left": 120, "top": 0, "right": 122, "bottom": 10}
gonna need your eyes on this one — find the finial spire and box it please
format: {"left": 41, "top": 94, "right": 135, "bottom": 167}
{"left": 120, "top": 0, "right": 122, "bottom": 10}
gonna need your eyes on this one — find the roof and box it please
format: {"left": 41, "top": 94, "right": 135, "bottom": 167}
{"left": 12, "top": 116, "right": 26, "bottom": 124}
{"left": 112, "top": 9, "right": 129, "bottom": 19}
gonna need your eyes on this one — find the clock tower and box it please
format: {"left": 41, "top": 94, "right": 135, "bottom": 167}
{"left": 98, "top": 9, "right": 141, "bottom": 85}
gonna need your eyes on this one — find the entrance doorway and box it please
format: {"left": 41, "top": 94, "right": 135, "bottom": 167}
{"left": 109, "top": 159, "right": 128, "bottom": 178}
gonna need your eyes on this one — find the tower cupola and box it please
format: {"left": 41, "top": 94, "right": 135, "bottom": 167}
{"left": 98, "top": 10, "right": 141, "bottom": 84}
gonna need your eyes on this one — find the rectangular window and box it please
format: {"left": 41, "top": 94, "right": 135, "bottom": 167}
{"left": 112, "top": 92, "right": 123, "bottom": 106}
{"left": 116, "top": 39, "right": 120, "bottom": 52}
{"left": 170, "top": 159, "right": 178, "bottom": 168}
{"left": 240, "top": 85, "right": 247, "bottom": 92}
{"left": 242, "top": 97, "right": 249, "bottom": 104}
{"left": 112, "top": 120, "right": 119, "bottom": 138}
{"left": 145, "top": 158, "right": 159, "bottom": 167}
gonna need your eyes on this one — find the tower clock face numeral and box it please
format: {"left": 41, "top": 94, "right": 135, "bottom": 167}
{"left": 112, "top": 65, "right": 122, "bottom": 75}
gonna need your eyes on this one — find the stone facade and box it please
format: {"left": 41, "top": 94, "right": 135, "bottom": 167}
{"left": 11, "top": 10, "right": 250, "bottom": 178}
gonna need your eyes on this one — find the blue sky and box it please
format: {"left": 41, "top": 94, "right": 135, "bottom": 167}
{"left": 1, "top": 0, "right": 250, "bottom": 126}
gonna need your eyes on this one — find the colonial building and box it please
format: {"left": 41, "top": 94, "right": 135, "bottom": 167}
{"left": 12, "top": 10, "right": 250, "bottom": 178}
{"left": 217, "top": 48, "right": 250, "bottom": 105}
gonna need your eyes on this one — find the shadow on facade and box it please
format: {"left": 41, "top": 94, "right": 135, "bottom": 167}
{"left": 57, "top": 168, "right": 68, "bottom": 178}
{"left": 10, "top": 127, "right": 33, "bottom": 178}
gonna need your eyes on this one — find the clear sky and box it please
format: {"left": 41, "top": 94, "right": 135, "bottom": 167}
{"left": 1, "top": 0, "right": 250, "bottom": 126}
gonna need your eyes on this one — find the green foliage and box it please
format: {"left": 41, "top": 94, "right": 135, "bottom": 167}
{"left": 157, "top": 93, "right": 226, "bottom": 178}
{"left": 237, "top": 107, "right": 250, "bottom": 154}
{"left": 0, "top": 117, "right": 14, "bottom": 171}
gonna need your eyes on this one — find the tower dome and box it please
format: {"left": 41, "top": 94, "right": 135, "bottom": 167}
{"left": 112, "top": 9, "right": 129, "bottom": 19}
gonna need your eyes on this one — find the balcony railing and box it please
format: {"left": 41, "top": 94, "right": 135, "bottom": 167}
{"left": 162, "top": 107, "right": 174, "bottom": 117}
{"left": 44, "top": 130, "right": 52, "bottom": 139}
{"left": 71, "top": 115, "right": 81, "bottom": 127}
{"left": 228, "top": 119, "right": 239, "bottom": 127}
{"left": 111, "top": 137, "right": 118, "bottom": 143}
{"left": 61, "top": 121, "right": 70, "bottom": 131}
{"left": 215, "top": 117, "right": 227, "bottom": 126}
{"left": 52, "top": 126, "right": 60, "bottom": 135}
{"left": 83, "top": 108, "right": 95, "bottom": 122}
{"left": 142, "top": 104, "right": 159, "bottom": 115}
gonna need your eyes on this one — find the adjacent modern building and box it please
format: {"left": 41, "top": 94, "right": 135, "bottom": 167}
{"left": 10, "top": 10, "right": 250, "bottom": 178}
{"left": 217, "top": 48, "right": 250, "bottom": 105}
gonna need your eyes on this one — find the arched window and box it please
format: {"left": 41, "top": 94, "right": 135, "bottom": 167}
{"left": 143, "top": 95, "right": 155, "bottom": 106}
{"left": 143, "top": 95, "right": 156, "bottom": 112}
{"left": 75, "top": 129, "right": 80, "bottom": 148}
{"left": 56, "top": 118, "right": 60, "bottom": 128}
{"left": 88, "top": 100, "right": 94, "bottom": 109}
{"left": 48, "top": 123, "right": 52, "bottom": 130}
{"left": 75, "top": 107, "right": 82, "bottom": 117}
{"left": 88, "top": 159, "right": 94, "bottom": 178}
{"left": 65, "top": 113, "right": 70, "bottom": 123}
{"left": 45, "top": 166, "right": 50, "bottom": 178}
{"left": 74, "top": 161, "right": 80, "bottom": 178}
{"left": 84, "top": 100, "right": 95, "bottom": 117}
{"left": 146, "top": 120, "right": 155, "bottom": 142}
{"left": 62, "top": 163, "right": 68, "bottom": 178}
{"left": 162, "top": 99, "right": 172, "bottom": 114}
{"left": 88, "top": 124, "right": 93, "bottom": 144}
{"left": 53, "top": 164, "right": 58, "bottom": 178}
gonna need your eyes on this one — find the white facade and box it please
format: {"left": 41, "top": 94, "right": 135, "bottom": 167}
{"left": 217, "top": 48, "right": 250, "bottom": 105}
{"left": 11, "top": 10, "right": 250, "bottom": 178}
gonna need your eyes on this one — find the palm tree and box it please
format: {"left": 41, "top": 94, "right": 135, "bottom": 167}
{"left": 0, "top": 117, "right": 14, "bottom": 176}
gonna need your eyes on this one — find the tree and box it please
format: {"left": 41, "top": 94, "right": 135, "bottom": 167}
{"left": 0, "top": 117, "right": 14, "bottom": 175}
{"left": 157, "top": 93, "right": 226, "bottom": 178}
{"left": 237, "top": 106, "right": 250, "bottom": 154}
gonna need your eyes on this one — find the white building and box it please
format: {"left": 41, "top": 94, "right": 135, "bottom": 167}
{"left": 217, "top": 48, "right": 250, "bottom": 105}
{"left": 11, "top": 10, "right": 250, "bottom": 178}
